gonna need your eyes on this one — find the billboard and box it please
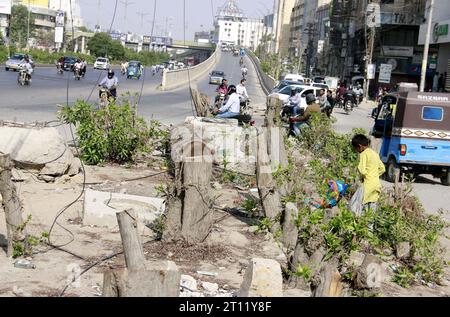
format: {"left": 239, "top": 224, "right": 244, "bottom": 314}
{"left": 0, "top": 0, "right": 11, "bottom": 15}
{"left": 55, "top": 27, "right": 63, "bottom": 43}
{"left": 56, "top": 10, "right": 65, "bottom": 27}
{"left": 26, "top": 0, "right": 49, "bottom": 8}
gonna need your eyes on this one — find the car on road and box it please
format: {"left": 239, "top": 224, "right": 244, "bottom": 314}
{"left": 269, "top": 84, "right": 321, "bottom": 103}
{"left": 209, "top": 70, "right": 225, "bottom": 85}
{"left": 5, "top": 53, "right": 35, "bottom": 71}
{"left": 94, "top": 57, "right": 110, "bottom": 70}
{"left": 284, "top": 73, "right": 304, "bottom": 83}
{"left": 271, "top": 80, "right": 304, "bottom": 93}
{"left": 62, "top": 56, "right": 78, "bottom": 71}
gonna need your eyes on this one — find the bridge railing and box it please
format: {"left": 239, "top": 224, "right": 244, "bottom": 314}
{"left": 160, "top": 46, "right": 221, "bottom": 91}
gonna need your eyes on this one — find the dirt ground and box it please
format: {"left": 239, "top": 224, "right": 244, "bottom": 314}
{"left": 0, "top": 163, "right": 449, "bottom": 297}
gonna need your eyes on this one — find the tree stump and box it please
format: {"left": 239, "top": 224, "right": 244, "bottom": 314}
{"left": 256, "top": 129, "right": 282, "bottom": 233}
{"left": 103, "top": 209, "right": 181, "bottom": 297}
{"left": 312, "top": 263, "right": 343, "bottom": 297}
{"left": 0, "top": 153, "right": 26, "bottom": 257}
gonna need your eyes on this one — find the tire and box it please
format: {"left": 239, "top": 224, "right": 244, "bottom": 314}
{"left": 386, "top": 158, "right": 400, "bottom": 183}
{"left": 5, "top": 67, "right": 9, "bottom": 71}
{"left": 441, "top": 171, "right": 450, "bottom": 186}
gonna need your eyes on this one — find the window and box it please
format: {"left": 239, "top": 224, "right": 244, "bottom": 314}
{"left": 301, "top": 90, "right": 314, "bottom": 98}
{"left": 279, "top": 87, "right": 292, "bottom": 96}
{"left": 422, "top": 107, "right": 444, "bottom": 121}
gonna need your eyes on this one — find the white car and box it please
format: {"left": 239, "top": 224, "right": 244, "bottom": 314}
{"left": 94, "top": 57, "right": 110, "bottom": 70}
{"left": 269, "top": 85, "right": 322, "bottom": 106}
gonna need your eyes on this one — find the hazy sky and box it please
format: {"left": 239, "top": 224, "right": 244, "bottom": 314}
{"left": 78, "top": 0, "right": 274, "bottom": 40}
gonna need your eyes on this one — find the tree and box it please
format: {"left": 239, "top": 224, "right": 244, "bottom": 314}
{"left": 34, "top": 29, "right": 55, "bottom": 49}
{"left": 88, "top": 32, "right": 125, "bottom": 60}
{"left": 10, "top": 5, "right": 35, "bottom": 49}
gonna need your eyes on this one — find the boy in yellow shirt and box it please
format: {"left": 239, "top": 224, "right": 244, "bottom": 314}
{"left": 352, "top": 134, "right": 386, "bottom": 212}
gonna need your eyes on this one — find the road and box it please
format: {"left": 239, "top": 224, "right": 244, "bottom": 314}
{"left": 0, "top": 52, "right": 266, "bottom": 125}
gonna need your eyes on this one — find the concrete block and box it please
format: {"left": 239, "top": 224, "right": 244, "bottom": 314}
{"left": 83, "top": 189, "right": 164, "bottom": 229}
{"left": 239, "top": 258, "right": 283, "bottom": 297}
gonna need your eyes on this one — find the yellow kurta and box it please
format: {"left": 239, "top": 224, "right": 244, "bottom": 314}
{"left": 358, "top": 148, "right": 386, "bottom": 204}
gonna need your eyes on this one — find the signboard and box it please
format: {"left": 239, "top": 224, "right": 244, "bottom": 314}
{"left": 366, "top": 3, "right": 381, "bottom": 28}
{"left": 367, "top": 64, "right": 376, "bottom": 80}
{"left": 379, "top": 64, "right": 393, "bottom": 84}
{"left": 54, "top": 27, "right": 64, "bottom": 43}
{"left": 419, "top": 19, "right": 450, "bottom": 45}
{"left": 317, "top": 40, "right": 324, "bottom": 54}
{"left": 382, "top": 46, "right": 414, "bottom": 57}
{"left": 55, "top": 10, "right": 65, "bottom": 28}
{"left": 0, "top": 0, "right": 11, "bottom": 15}
{"left": 381, "top": 12, "right": 421, "bottom": 26}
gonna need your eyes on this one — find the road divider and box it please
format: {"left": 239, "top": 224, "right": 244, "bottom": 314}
{"left": 246, "top": 49, "right": 276, "bottom": 96}
{"left": 159, "top": 46, "right": 221, "bottom": 91}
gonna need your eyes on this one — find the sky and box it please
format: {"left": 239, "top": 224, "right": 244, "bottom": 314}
{"left": 78, "top": 0, "right": 274, "bottom": 40}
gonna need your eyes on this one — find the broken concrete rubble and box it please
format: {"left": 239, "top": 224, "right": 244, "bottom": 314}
{"left": 239, "top": 258, "right": 283, "bottom": 297}
{"left": 83, "top": 189, "right": 164, "bottom": 230}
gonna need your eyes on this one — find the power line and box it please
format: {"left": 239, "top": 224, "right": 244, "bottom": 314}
{"left": 120, "top": 0, "right": 135, "bottom": 22}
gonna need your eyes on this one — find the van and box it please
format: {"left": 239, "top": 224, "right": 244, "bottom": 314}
{"left": 284, "top": 73, "right": 304, "bottom": 83}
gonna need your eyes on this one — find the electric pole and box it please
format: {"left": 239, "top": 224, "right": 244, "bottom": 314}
{"left": 420, "top": 0, "right": 435, "bottom": 92}
{"left": 120, "top": 0, "right": 135, "bottom": 23}
{"left": 364, "top": 4, "right": 377, "bottom": 101}
{"left": 137, "top": 12, "right": 150, "bottom": 29}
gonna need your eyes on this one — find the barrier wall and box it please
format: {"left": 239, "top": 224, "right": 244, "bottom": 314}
{"left": 246, "top": 49, "right": 277, "bottom": 95}
{"left": 160, "top": 47, "right": 221, "bottom": 91}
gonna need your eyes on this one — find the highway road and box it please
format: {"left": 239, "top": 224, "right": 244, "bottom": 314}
{"left": 0, "top": 52, "right": 265, "bottom": 125}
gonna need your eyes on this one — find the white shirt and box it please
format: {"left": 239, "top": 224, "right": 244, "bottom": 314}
{"left": 241, "top": 67, "right": 248, "bottom": 73}
{"left": 219, "top": 93, "right": 240, "bottom": 113}
{"left": 236, "top": 84, "right": 248, "bottom": 99}
{"left": 74, "top": 62, "right": 83, "bottom": 70}
{"left": 20, "top": 62, "right": 33, "bottom": 74}
{"left": 99, "top": 76, "right": 118, "bottom": 89}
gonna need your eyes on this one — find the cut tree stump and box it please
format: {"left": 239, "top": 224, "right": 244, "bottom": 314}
{"left": 312, "top": 263, "right": 343, "bottom": 297}
{"left": 0, "top": 153, "right": 26, "bottom": 257}
{"left": 281, "top": 202, "right": 299, "bottom": 251}
{"left": 103, "top": 209, "right": 181, "bottom": 297}
{"left": 256, "top": 129, "right": 282, "bottom": 233}
{"left": 163, "top": 160, "right": 214, "bottom": 244}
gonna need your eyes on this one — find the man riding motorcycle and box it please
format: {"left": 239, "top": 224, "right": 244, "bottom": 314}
{"left": 73, "top": 59, "right": 83, "bottom": 79}
{"left": 241, "top": 65, "right": 248, "bottom": 79}
{"left": 282, "top": 87, "right": 303, "bottom": 119}
{"left": 215, "top": 79, "right": 229, "bottom": 105}
{"left": 98, "top": 69, "right": 118, "bottom": 99}
{"left": 352, "top": 84, "right": 364, "bottom": 105}
{"left": 19, "top": 56, "right": 33, "bottom": 82}
{"left": 57, "top": 56, "right": 64, "bottom": 74}
{"left": 289, "top": 93, "right": 320, "bottom": 136}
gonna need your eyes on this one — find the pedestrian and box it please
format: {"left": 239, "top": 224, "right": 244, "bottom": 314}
{"left": 352, "top": 134, "right": 386, "bottom": 213}
{"left": 433, "top": 72, "right": 439, "bottom": 92}
{"left": 438, "top": 73, "right": 445, "bottom": 92}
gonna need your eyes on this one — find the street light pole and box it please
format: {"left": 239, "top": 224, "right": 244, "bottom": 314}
{"left": 26, "top": 0, "right": 31, "bottom": 50}
{"left": 420, "top": 0, "right": 435, "bottom": 92}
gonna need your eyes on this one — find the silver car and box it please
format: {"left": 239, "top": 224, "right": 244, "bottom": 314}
{"left": 209, "top": 70, "right": 225, "bottom": 85}
{"left": 5, "top": 53, "right": 35, "bottom": 71}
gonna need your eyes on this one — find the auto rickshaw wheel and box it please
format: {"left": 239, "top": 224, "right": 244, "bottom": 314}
{"left": 441, "top": 171, "right": 450, "bottom": 186}
{"left": 386, "top": 158, "right": 400, "bottom": 183}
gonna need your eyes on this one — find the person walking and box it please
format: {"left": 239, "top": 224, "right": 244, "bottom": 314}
{"left": 352, "top": 134, "right": 386, "bottom": 212}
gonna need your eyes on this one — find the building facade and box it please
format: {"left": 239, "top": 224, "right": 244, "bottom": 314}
{"left": 418, "top": 0, "right": 450, "bottom": 90}
{"left": 272, "top": 0, "right": 296, "bottom": 56}
{"left": 0, "top": 0, "right": 11, "bottom": 39}
{"left": 214, "top": 0, "right": 264, "bottom": 51}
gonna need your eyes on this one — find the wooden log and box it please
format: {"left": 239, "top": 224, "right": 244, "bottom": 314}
{"left": 116, "top": 209, "right": 146, "bottom": 272}
{"left": 181, "top": 161, "right": 213, "bottom": 244}
{"left": 0, "top": 153, "right": 26, "bottom": 257}
{"left": 312, "top": 263, "right": 343, "bottom": 297}
{"left": 256, "top": 129, "right": 282, "bottom": 233}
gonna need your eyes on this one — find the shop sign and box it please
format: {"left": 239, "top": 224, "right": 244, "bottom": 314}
{"left": 379, "top": 64, "right": 393, "bottom": 84}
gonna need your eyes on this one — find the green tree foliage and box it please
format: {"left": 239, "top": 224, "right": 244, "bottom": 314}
{"left": 87, "top": 32, "right": 120, "bottom": 59}
{"left": 10, "top": 5, "right": 35, "bottom": 49}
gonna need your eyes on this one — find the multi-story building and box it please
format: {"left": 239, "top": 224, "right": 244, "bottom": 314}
{"left": 214, "top": 0, "right": 264, "bottom": 51}
{"left": 0, "top": 0, "right": 11, "bottom": 39}
{"left": 313, "top": 0, "right": 333, "bottom": 75}
{"left": 418, "top": 0, "right": 450, "bottom": 90}
{"left": 272, "top": 0, "right": 296, "bottom": 56}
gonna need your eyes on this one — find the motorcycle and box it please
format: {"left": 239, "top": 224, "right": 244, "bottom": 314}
{"left": 74, "top": 67, "right": 82, "bottom": 81}
{"left": 343, "top": 92, "right": 355, "bottom": 115}
{"left": 17, "top": 67, "right": 31, "bottom": 86}
{"left": 214, "top": 92, "right": 227, "bottom": 109}
{"left": 56, "top": 62, "right": 64, "bottom": 75}
{"left": 98, "top": 85, "right": 116, "bottom": 108}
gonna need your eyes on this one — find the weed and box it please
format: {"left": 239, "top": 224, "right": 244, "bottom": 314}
{"left": 294, "top": 265, "right": 312, "bottom": 283}
{"left": 241, "top": 199, "right": 259, "bottom": 218}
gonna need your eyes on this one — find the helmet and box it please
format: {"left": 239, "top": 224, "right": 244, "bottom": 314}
{"left": 77, "top": 58, "right": 81, "bottom": 63}
{"left": 305, "top": 93, "right": 316, "bottom": 105}
{"left": 107, "top": 70, "right": 115, "bottom": 79}
{"left": 228, "top": 85, "right": 237, "bottom": 95}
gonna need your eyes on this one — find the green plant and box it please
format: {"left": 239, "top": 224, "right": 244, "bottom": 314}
{"left": 393, "top": 266, "right": 416, "bottom": 288}
{"left": 294, "top": 265, "right": 312, "bottom": 283}
{"left": 241, "top": 199, "right": 259, "bottom": 218}
{"left": 150, "top": 214, "right": 166, "bottom": 241}
{"left": 256, "top": 217, "right": 273, "bottom": 233}
{"left": 59, "top": 99, "right": 165, "bottom": 165}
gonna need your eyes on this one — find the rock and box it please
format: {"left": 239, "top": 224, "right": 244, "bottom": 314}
{"left": 248, "top": 226, "right": 259, "bottom": 233}
{"left": 56, "top": 174, "right": 71, "bottom": 185}
{"left": 345, "top": 251, "right": 366, "bottom": 268}
{"left": 0, "top": 126, "right": 70, "bottom": 169}
{"left": 395, "top": 242, "right": 411, "bottom": 260}
{"left": 239, "top": 258, "right": 283, "bottom": 297}
{"left": 228, "top": 231, "right": 250, "bottom": 247}
{"left": 212, "top": 182, "right": 222, "bottom": 190}
{"left": 40, "top": 149, "right": 73, "bottom": 177}
{"left": 290, "top": 243, "right": 310, "bottom": 271}
{"left": 180, "top": 275, "right": 198, "bottom": 292}
{"left": 437, "top": 279, "right": 450, "bottom": 287}
{"left": 202, "top": 282, "right": 219, "bottom": 295}
{"left": 68, "top": 158, "right": 82, "bottom": 176}
{"left": 281, "top": 202, "right": 299, "bottom": 250}
{"left": 38, "top": 175, "right": 55, "bottom": 183}
{"left": 323, "top": 206, "right": 340, "bottom": 223}
{"left": 355, "top": 255, "right": 384, "bottom": 290}
{"left": 11, "top": 169, "right": 30, "bottom": 182}
{"left": 309, "top": 247, "right": 327, "bottom": 276}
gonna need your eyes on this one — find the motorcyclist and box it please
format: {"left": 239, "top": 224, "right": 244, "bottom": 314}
{"left": 241, "top": 65, "right": 248, "bottom": 78}
{"left": 81, "top": 58, "right": 87, "bottom": 77}
{"left": 99, "top": 69, "right": 118, "bottom": 99}
{"left": 236, "top": 79, "right": 249, "bottom": 103}
{"left": 73, "top": 59, "right": 83, "bottom": 77}
{"left": 57, "top": 56, "right": 64, "bottom": 71}
{"left": 352, "top": 84, "right": 364, "bottom": 105}
{"left": 289, "top": 93, "right": 320, "bottom": 136}
{"left": 239, "top": 57, "right": 244, "bottom": 67}
{"left": 214, "top": 85, "right": 241, "bottom": 119}
{"left": 337, "top": 83, "right": 347, "bottom": 102}
{"left": 319, "top": 89, "right": 332, "bottom": 118}
{"left": 19, "top": 56, "right": 33, "bottom": 81}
